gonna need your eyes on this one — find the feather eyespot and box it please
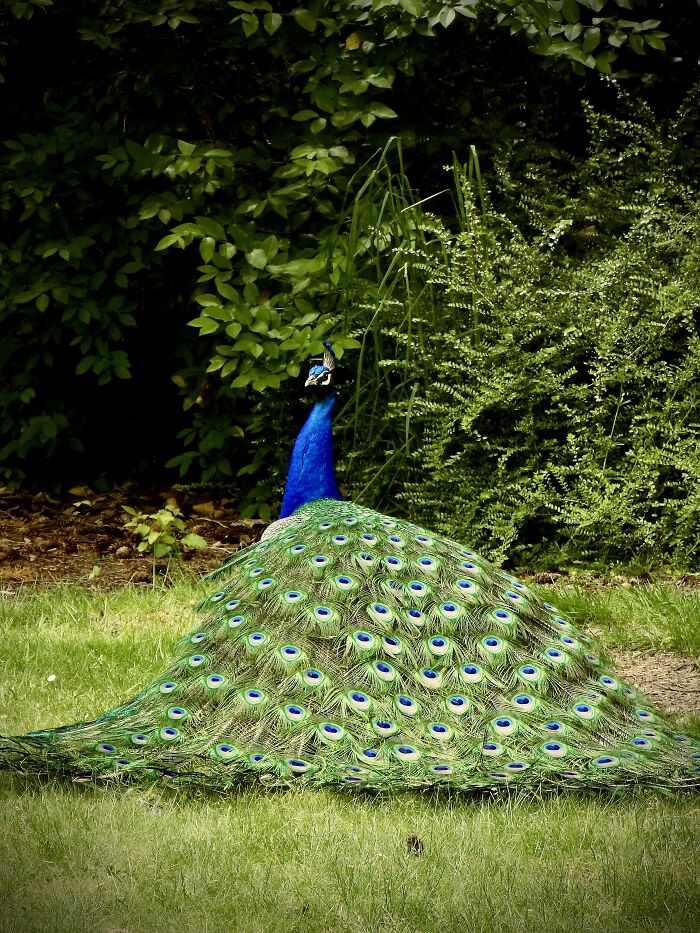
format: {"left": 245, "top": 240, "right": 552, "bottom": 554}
{"left": 428, "top": 636, "right": 450, "bottom": 656}
{"left": 372, "top": 661, "right": 396, "bottom": 681}
{"left": 542, "top": 741, "right": 567, "bottom": 757}
{"left": 543, "top": 721, "right": 565, "bottom": 733}
{"left": 383, "top": 556, "right": 403, "bottom": 570}
{"left": 302, "top": 669, "right": 324, "bottom": 687}
{"left": 280, "top": 645, "right": 301, "bottom": 660}
{"left": 591, "top": 756, "right": 619, "bottom": 769}
{"left": 246, "top": 633, "right": 267, "bottom": 646}
{"left": 518, "top": 665, "right": 541, "bottom": 682}
{"left": 481, "top": 636, "right": 505, "bottom": 655}
{"left": 368, "top": 602, "right": 394, "bottom": 622}
{"left": 491, "top": 716, "right": 517, "bottom": 736}
{"left": 287, "top": 759, "right": 312, "bottom": 774}
{"left": 319, "top": 723, "right": 345, "bottom": 741}
{"left": 428, "top": 723, "right": 453, "bottom": 740}
{"left": 460, "top": 664, "right": 483, "bottom": 683}
{"left": 372, "top": 719, "right": 398, "bottom": 737}
{"left": 382, "top": 635, "right": 402, "bottom": 655}
{"left": 439, "top": 602, "right": 462, "bottom": 620}
{"left": 347, "top": 691, "right": 371, "bottom": 711}
{"left": 417, "top": 667, "right": 443, "bottom": 688}
{"left": 243, "top": 689, "right": 266, "bottom": 705}
{"left": 393, "top": 745, "right": 421, "bottom": 761}
{"left": 446, "top": 695, "right": 469, "bottom": 714}
{"left": 416, "top": 556, "right": 437, "bottom": 571}
{"left": 394, "top": 695, "right": 419, "bottom": 716}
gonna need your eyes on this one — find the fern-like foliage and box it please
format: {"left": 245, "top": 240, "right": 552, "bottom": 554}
{"left": 336, "top": 88, "right": 700, "bottom": 571}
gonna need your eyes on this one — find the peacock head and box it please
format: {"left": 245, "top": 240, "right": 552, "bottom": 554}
{"left": 304, "top": 342, "right": 336, "bottom": 388}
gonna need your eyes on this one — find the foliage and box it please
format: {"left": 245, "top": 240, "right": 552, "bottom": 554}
{"left": 334, "top": 90, "right": 700, "bottom": 570}
{"left": 0, "top": 0, "right": 674, "bottom": 492}
{"left": 122, "top": 505, "right": 207, "bottom": 558}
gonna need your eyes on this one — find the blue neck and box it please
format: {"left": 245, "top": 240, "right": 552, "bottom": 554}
{"left": 280, "top": 391, "right": 341, "bottom": 518}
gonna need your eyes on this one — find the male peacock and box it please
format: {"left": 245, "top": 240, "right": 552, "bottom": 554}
{"left": 1, "top": 345, "right": 698, "bottom": 792}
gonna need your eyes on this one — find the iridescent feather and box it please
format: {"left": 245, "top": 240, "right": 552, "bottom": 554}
{"left": 1, "top": 346, "right": 698, "bottom": 793}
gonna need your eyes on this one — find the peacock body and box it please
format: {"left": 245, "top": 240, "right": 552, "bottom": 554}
{"left": 1, "top": 347, "right": 698, "bottom": 792}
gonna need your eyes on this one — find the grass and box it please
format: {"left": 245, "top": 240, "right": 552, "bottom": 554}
{"left": 1, "top": 579, "right": 699, "bottom": 933}
{"left": 541, "top": 582, "right": 700, "bottom": 657}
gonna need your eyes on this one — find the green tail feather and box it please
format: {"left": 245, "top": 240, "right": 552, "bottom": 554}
{"left": 2, "top": 498, "right": 698, "bottom": 792}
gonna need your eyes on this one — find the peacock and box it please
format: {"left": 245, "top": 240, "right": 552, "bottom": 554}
{"left": 1, "top": 344, "right": 698, "bottom": 793}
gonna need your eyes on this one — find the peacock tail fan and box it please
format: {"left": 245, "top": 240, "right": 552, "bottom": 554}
{"left": 1, "top": 497, "right": 698, "bottom": 793}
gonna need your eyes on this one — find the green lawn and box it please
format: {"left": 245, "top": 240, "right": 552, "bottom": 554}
{"left": 1, "top": 580, "right": 699, "bottom": 933}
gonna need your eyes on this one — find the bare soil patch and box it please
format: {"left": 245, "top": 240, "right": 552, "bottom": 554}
{"left": 0, "top": 486, "right": 262, "bottom": 588}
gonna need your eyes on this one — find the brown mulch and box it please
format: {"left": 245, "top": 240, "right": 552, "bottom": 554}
{"left": 610, "top": 650, "right": 700, "bottom": 717}
{"left": 0, "top": 486, "right": 263, "bottom": 588}
{"left": 1, "top": 486, "right": 698, "bottom": 718}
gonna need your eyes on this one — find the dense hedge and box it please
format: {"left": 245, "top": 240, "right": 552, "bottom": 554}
{"left": 0, "top": 0, "right": 678, "bottom": 490}
{"left": 1, "top": 1, "right": 699, "bottom": 568}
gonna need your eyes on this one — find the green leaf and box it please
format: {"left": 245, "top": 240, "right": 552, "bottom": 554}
{"left": 177, "top": 140, "right": 196, "bottom": 156}
{"left": 561, "top": 0, "right": 579, "bottom": 24}
{"left": 241, "top": 13, "right": 258, "bottom": 37}
{"left": 369, "top": 103, "right": 398, "bottom": 119}
{"left": 582, "top": 27, "right": 600, "bottom": 53}
{"left": 644, "top": 34, "right": 666, "bottom": 51}
{"left": 399, "top": 0, "right": 422, "bottom": 16}
{"left": 246, "top": 248, "right": 268, "bottom": 269}
{"left": 181, "top": 533, "right": 208, "bottom": 549}
{"left": 199, "top": 237, "right": 215, "bottom": 262}
{"left": 595, "top": 50, "right": 617, "bottom": 73}
{"left": 263, "top": 11, "right": 282, "bottom": 34}
{"left": 154, "top": 233, "right": 179, "bottom": 251}
{"left": 291, "top": 8, "right": 316, "bottom": 32}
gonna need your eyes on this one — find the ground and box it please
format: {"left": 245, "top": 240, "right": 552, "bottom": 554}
{"left": 1, "top": 488, "right": 699, "bottom": 933}
{"left": 1, "top": 486, "right": 698, "bottom": 719}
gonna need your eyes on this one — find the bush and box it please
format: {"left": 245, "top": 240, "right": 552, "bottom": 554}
{"left": 0, "top": 0, "right": 675, "bottom": 494}
{"left": 336, "top": 91, "right": 700, "bottom": 570}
